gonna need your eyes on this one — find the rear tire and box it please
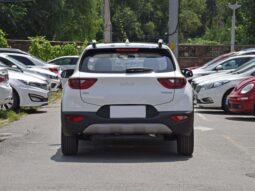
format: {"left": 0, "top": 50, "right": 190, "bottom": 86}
{"left": 61, "top": 132, "right": 78, "bottom": 155}
{"left": 177, "top": 131, "right": 194, "bottom": 156}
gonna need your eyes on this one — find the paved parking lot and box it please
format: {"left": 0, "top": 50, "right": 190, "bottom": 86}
{"left": 0, "top": 102, "right": 255, "bottom": 191}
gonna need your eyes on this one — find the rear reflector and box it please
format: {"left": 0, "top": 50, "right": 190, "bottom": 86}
{"left": 158, "top": 78, "right": 187, "bottom": 89}
{"left": 49, "top": 67, "right": 58, "bottom": 73}
{"left": 66, "top": 115, "right": 85, "bottom": 122}
{"left": 68, "top": 78, "right": 97, "bottom": 89}
{"left": 171, "top": 115, "right": 189, "bottom": 122}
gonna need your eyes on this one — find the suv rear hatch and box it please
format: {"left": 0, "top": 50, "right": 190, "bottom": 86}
{"left": 76, "top": 48, "right": 181, "bottom": 106}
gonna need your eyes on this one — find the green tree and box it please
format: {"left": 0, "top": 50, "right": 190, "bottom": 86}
{"left": 0, "top": 29, "right": 9, "bottom": 48}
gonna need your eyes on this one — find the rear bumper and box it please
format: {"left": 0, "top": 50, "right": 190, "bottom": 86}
{"left": 61, "top": 110, "right": 194, "bottom": 136}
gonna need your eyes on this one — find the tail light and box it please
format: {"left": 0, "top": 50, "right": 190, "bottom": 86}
{"left": 0, "top": 76, "right": 5, "bottom": 83}
{"left": 66, "top": 115, "right": 85, "bottom": 122}
{"left": 158, "top": 78, "right": 187, "bottom": 89}
{"left": 68, "top": 78, "right": 97, "bottom": 89}
{"left": 49, "top": 67, "right": 58, "bottom": 73}
{"left": 0, "top": 74, "right": 8, "bottom": 83}
{"left": 171, "top": 115, "right": 189, "bottom": 122}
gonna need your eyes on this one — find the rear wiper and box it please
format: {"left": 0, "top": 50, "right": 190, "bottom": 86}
{"left": 125, "top": 67, "right": 153, "bottom": 73}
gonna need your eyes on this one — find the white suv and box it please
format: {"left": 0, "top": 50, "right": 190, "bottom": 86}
{"left": 61, "top": 41, "right": 194, "bottom": 156}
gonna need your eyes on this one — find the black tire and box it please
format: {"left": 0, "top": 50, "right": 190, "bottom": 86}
{"left": 177, "top": 131, "right": 194, "bottom": 156}
{"left": 61, "top": 132, "right": 78, "bottom": 155}
{"left": 3, "top": 89, "right": 20, "bottom": 111}
{"left": 222, "top": 89, "right": 233, "bottom": 113}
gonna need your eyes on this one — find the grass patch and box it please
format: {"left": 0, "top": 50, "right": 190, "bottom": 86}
{"left": 0, "top": 110, "right": 26, "bottom": 127}
{"left": 0, "top": 90, "right": 62, "bottom": 128}
{"left": 49, "top": 90, "right": 62, "bottom": 104}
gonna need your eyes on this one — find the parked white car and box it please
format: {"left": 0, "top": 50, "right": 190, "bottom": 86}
{"left": 5, "top": 53, "right": 62, "bottom": 75}
{"left": 61, "top": 41, "right": 194, "bottom": 156}
{"left": 195, "top": 64, "right": 255, "bottom": 112}
{"left": 190, "top": 55, "right": 255, "bottom": 80}
{"left": 48, "top": 56, "right": 79, "bottom": 71}
{"left": 191, "top": 58, "right": 255, "bottom": 89}
{"left": 0, "top": 66, "right": 50, "bottom": 110}
{"left": 0, "top": 54, "right": 60, "bottom": 91}
{"left": 0, "top": 66, "right": 12, "bottom": 110}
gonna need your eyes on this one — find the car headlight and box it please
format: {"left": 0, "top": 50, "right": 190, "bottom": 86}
{"left": 18, "top": 80, "right": 48, "bottom": 90}
{"left": 241, "top": 83, "right": 254, "bottom": 94}
{"left": 202, "top": 80, "right": 230, "bottom": 90}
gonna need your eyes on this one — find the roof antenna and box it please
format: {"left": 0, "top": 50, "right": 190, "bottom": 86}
{"left": 91, "top": 40, "right": 97, "bottom": 48}
{"left": 125, "top": 39, "right": 130, "bottom": 44}
{"left": 158, "top": 39, "right": 163, "bottom": 48}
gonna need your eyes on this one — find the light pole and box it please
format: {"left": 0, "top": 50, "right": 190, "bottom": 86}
{"left": 168, "top": 0, "right": 179, "bottom": 58}
{"left": 103, "top": 0, "right": 112, "bottom": 43}
{"left": 228, "top": 2, "right": 241, "bottom": 52}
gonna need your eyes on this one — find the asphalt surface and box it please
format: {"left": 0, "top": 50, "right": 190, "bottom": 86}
{"left": 0, "top": 102, "right": 255, "bottom": 191}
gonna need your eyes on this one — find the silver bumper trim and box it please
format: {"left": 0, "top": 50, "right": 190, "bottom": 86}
{"left": 83, "top": 123, "right": 172, "bottom": 135}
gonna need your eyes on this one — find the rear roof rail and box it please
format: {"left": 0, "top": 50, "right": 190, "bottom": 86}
{"left": 158, "top": 39, "right": 163, "bottom": 48}
{"left": 91, "top": 40, "right": 97, "bottom": 48}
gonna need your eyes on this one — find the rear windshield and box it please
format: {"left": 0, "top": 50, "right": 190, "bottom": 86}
{"left": 80, "top": 48, "right": 175, "bottom": 73}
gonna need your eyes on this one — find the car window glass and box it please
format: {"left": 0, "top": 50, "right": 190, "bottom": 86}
{"left": 50, "top": 59, "right": 60, "bottom": 65}
{"left": 0, "top": 57, "right": 13, "bottom": 67}
{"left": 71, "top": 58, "right": 79, "bottom": 65}
{"left": 10, "top": 55, "right": 35, "bottom": 66}
{"left": 220, "top": 60, "right": 237, "bottom": 70}
{"left": 81, "top": 53, "right": 173, "bottom": 73}
{"left": 61, "top": 58, "right": 73, "bottom": 66}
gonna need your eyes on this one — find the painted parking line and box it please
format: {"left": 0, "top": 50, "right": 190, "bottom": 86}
{"left": 196, "top": 113, "right": 209, "bottom": 121}
{"left": 194, "top": 126, "right": 213, "bottom": 132}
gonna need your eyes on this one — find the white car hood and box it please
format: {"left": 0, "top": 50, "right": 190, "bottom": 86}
{"left": 8, "top": 70, "right": 47, "bottom": 84}
{"left": 28, "top": 67, "right": 58, "bottom": 77}
{"left": 198, "top": 74, "right": 250, "bottom": 86}
{"left": 193, "top": 71, "right": 231, "bottom": 84}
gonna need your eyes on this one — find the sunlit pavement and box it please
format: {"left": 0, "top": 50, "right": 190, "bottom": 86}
{"left": 0, "top": 102, "right": 255, "bottom": 191}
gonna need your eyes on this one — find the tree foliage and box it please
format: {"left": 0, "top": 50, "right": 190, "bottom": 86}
{"left": 0, "top": 0, "right": 255, "bottom": 44}
{"left": 0, "top": 29, "right": 9, "bottom": 48}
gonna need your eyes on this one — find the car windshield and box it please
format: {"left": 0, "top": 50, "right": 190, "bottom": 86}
{"left": 80, "top": 49, "right": 174, "bottom": 73}
{"left": 233, "top": 62, "right": 255, "bottom": 74}
{"left": 231, "top": 59, "right": 255, "bottom": 73}
{"left": 201, "top": 56, "right": 224, "bottom": 69}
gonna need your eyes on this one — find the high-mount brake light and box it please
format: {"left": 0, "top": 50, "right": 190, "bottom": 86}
{"left": 68, "top": 78, "right": 97, "bottom": 89}
{"left": 116, "top": 48, "right": 139, "bottom": 53}
{"left": 158, "top": 78, "right": 187, "bottom": 89}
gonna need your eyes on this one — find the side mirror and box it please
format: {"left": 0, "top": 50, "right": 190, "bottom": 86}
{"left": 181, "top": 68, "right": 193, "bottom": 78}
{"left": 215, "top": 65, "right": 223, "bottom": 71}
{"left": 11, "top": 65, "right": 23, "bottom": 73}
{"left": 61, "top": 69, "right": 74, "bottom": 78}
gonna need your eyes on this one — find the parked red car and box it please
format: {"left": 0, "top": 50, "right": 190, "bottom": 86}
{"left": 228, "top": 77, "right": 255, "bottom": 115}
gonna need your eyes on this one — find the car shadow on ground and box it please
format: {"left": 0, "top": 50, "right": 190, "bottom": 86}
{"left": 225, "top": 116, "right": 255, "bottom": 122}
{"left": 51, "top": 136, "right": 191, "bottom": 163}
{"left": 195, "top": 109, "right": 228, "bottom": 115}
{"left": 21, "top": 108, "right": 47, "bottom": 115}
